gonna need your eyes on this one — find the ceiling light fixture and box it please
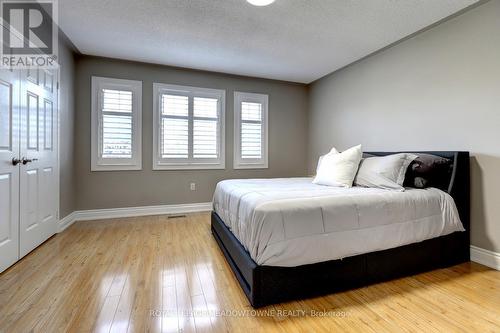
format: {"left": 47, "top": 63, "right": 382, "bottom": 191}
{"left": 247, "top": 0, "right": 275, "bottom": 6}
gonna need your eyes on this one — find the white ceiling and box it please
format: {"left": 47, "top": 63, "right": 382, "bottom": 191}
{"left": 59, "top": 0, "right": 478, "bottom": 83}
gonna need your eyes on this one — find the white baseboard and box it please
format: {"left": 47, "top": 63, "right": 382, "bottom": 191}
{"left": 470, "top": 245, "right": 500, "bottom": 270}
{"left": 58, "top": 211, "right": 78, "bottom": 232}
{"left": 58, "top": 202, "right": 212, "bottom": 232}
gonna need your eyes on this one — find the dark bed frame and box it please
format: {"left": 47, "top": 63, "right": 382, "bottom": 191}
{"left": 211, "top": 151, "right": 470, "bottom": 308}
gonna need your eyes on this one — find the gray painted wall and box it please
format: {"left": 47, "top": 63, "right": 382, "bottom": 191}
{"left": 308, "top": 0, "right": 500, "bottom": 252}
{"left": 58, "top": 32, "right": 76, "bottom": 218}
{"left": 74, "top": 56, "right": 308, "bottom": 210}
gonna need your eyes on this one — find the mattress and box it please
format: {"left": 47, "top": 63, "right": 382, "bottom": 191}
{"left": 213, "top": 177, "right": 464, "bottom": 267}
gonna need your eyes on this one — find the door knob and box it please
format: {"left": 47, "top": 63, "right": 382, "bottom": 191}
{"left": 12, "top": 157, "right": 21, "bottom": 166}
{"left": 21, "top": 157, "right": 38, "bottom": 165}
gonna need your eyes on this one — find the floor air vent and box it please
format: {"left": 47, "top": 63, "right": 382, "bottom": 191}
{"left": 168, "top": 214, "right": 187, "bottom": 219}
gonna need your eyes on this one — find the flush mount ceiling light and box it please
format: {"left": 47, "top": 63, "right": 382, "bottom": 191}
{"left": 247, "top": 0, "right": 275, "bottom": 6}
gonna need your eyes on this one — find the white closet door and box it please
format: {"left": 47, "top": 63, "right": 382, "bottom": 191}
{"left": 19, "top": 68, "right": 58, "bottom": 258}
{"left": 0, "top": 69, "right": 20, "bottom": 272}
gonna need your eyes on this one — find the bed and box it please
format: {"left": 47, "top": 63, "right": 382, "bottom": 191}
{"left": 211, "top": 151, "right": 470, "bottom": 308}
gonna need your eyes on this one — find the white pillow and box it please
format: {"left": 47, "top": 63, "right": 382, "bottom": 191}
{"left": 313, "top": 145, "right": 362, "bottom": 187}
{"left": 316, "top": 147, "right": 339, "bottom": 170}
{"left": 354, "top": 153, "right": 418, "bottom": 191}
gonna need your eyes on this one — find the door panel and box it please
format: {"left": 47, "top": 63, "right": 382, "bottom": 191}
{"left": 27, "top": 67, "right": 38, "bottom": 85}
{"left": 43, "top": 99, "right": 53, "bottom": 150}
{"left": 0, "top": 81, "right": 11, "bottom": 148}
{"left": 0, "top": 174, "right": 13, "bottom": 241}
{"left": 25, "top": 169, "right": 38, "bottom": 230}
{"left": 41, "top": 167, "right": 54, "bottom": 222}
{"left": 27, "top": 93, "right": 39, "bottom": 150}
{"left": 43, "top": 70, "right": 53, "bottom": 92}
{"left": 0, "top": 69, "right": 20, "bottom": 272}
{"left": 19, "top": 68, "right": 58, "bottom": 258}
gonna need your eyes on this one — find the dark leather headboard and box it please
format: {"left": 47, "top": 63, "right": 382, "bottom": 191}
{"left": 364, "top": 151, "right": 470, "bottom": 236}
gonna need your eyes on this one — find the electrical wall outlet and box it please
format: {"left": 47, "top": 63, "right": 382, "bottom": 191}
{"left": 190, "top": 182, "right": 196, "bottom": 191}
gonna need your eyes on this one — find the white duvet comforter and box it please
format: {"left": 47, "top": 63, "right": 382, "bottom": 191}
{"left": 213, "top": 177, "right": 464, "bottom": 267}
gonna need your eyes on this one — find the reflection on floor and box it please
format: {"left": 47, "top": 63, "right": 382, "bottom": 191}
{"left": 0, "top": 212, "right": 499, "bottom": 332}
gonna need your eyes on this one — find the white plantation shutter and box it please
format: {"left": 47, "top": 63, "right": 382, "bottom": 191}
{"left": 193, "top": 97, "right": 218, "bottom": 158}
{"left": 153, "top": 83, "right": 225, "bottom": 170}
{"left": 161, "top": 94, "right": 189, "bottom": 158}
{"left": 240, "top": 102, "right": 262, "bottom": 159}
{"left": 234, "top": 92, "right": 268, "bottom": 169}
{"left": 101, "top": 89, "right": 133, "bottom": 158}
{"left": 91, "top": 77, "right": 142, "bottom": 171}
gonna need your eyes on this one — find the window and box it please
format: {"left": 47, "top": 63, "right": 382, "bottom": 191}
{"left": 153, "top": 83, "right": 225, "bottom": 170}
{"left": 91, "top": 76, "right": 142, "bottom": 171}
{"left": 234, "top": 92, "right": 268, "bottom": 169}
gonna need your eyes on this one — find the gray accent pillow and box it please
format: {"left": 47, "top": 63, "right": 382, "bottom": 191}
{"left": 354, "top": 153, "right": 418, "bottom": 191}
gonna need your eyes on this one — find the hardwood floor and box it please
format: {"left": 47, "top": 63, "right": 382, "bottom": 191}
{"left": 1, "top": 212, "right": 499, "bottom": 332}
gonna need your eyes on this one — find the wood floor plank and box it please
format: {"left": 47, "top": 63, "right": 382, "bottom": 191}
{"left": 1, "top": 212, "right": 499, "bottom": 333}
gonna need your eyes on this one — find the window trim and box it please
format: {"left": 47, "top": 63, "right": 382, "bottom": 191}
{"left": 152, "top": 83, "right": 226, "bottom": 170}
{"left": 233, "top": 91, "right": 269, "bottom": 169}
{"left": 91, "top": 76, "right": 142, "bottom": 171}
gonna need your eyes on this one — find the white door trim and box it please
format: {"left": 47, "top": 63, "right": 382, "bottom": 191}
{"left": 56, "top": 69, "right": 61, "bottom": 222}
